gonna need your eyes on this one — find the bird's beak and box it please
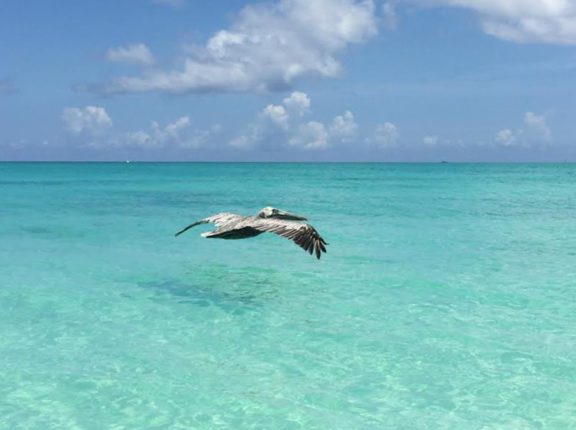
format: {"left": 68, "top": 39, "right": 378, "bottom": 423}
{"left": 275, "top": 210, "right": 307, "bottom": 221}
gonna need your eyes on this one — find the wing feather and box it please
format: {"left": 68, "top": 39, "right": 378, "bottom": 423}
{"left": 251, "top": 219, "right": 328, "bottom": 259}
{"left": 175, "top": 212, "right": 245, "bottom": 237}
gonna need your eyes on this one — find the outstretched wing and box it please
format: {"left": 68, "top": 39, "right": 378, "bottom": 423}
{"left": 251, "top": 219, "right": 328, "bottom": 259}
{"left": 175, "top": 213, "right": 244, "bottom": 237}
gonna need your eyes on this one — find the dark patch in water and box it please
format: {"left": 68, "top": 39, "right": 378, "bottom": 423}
{"left": 20, "top": 225, "right": 85, "bottom": 239}
{"left": 136, "top": 273, "right": 277, "bottom": 314}
{"left": 20, "top": 226, "right": 53, "bottom": 235}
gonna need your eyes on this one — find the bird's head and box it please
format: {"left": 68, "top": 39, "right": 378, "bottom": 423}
{"left": 257, "top": 206, "right": 307, "bottom": 221}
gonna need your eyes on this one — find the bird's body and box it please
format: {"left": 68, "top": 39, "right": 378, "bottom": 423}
{"left": 175, "top": 207, "right": 328, "bottom": 259}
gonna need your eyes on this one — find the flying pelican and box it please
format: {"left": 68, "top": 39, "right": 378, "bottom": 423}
{"left": 175, "top": 207, "right": 328, "bottom": 259}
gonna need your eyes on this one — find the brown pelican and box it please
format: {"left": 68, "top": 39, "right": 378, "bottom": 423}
{"left": 175, "top": 207, "right": 328, "bottom": 259}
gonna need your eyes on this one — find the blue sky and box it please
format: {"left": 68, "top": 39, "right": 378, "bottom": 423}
{"left": 1, "top": 0, "right": 576, "bottom": 161}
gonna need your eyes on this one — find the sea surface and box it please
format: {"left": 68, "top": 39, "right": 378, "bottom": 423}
{"left": 1, "top": 162, "right": 575, "bottom": 429}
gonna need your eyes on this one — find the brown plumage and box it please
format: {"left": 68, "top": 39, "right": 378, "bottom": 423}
{"left": 175, "top": 207, "right": 328, "bottom": 260}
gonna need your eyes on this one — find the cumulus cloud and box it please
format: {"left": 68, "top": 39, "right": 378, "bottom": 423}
{"left": 117, "top": 117, "right": 220, "bottom": 149}
{"left": 260, "top": 91, "right": 311, "bottom": 130}
{"left": 119, "top": 116, "right": 193, "bottom": 148}
{"left": 161, "top": 116, "right": 190, "bottom": 138}
{"left": 495, "top": 112, "right": 551, "bottom": 147}
{"left": 99, "top": 0, "right": 378, "bottom": 94}
{"left": 381, "top": 2, "right": 397, "bottom": 29}
{"left": 495, "top": 128, "right": 517, "bottom": 146}
{"left": 61, "top": 107, "right": 218, "bottom": 150}
{"left": 106, "top": 44, "right": 155, "bottom": 66}
{"left": 524, "top": 111, "right": 552, "bottom": 141}
{"left": 423, "top": 135, "right": 439, "bottom": 146}
{"left": 289, "top": 121, "right": 330, "bottom": 149}
{"left": 329, "top": 110, "right": 358, "bottom": 142}
{"left": 407, "top": 0, "right": 576, "bottom": 44}
{"left": 91, "top": 0, "right": 576, "bottom": 98}
{"left": 229, "top": 123, "right": 264, "bottom": 149}
{"left": 262, "top": 104, "right": 290, "bottom": 129}
{"left": 282, "top": 91, "right": 311, "bottom": 115}
{"left": 230, "top": 91, "right": 358, "bottom": 150}
{"left": 369, "top": 122, "right": 399, "bottom": 147}
{"left": 62, "top": 106, "right": 112, "bottom": 134}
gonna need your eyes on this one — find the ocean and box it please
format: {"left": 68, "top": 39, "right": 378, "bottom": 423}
{"left": 1, "top": 162, "right": 575, "bottom": 429}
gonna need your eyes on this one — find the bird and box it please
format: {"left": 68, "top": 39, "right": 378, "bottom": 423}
{"left": 175, "top": 207, "right": 328, "bottom": 259}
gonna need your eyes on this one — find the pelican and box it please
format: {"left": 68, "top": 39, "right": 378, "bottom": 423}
{"left": 175, "top": 207, "right": 328, "bottom": 259}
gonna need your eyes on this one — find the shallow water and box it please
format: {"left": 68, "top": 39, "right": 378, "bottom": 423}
{"left": 1, "top": 163, "right": 575, "bottom": 429}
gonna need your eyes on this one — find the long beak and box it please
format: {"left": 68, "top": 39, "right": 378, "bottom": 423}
{"left": 275, "top": 210, "right": 307, "bottom": 221}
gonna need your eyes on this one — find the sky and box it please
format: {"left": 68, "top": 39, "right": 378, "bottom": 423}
{"left": 1, "top": 0, "right": 576, "bottom": 162}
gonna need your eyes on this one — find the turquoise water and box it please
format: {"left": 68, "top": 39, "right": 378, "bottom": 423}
{"left": 1, "top": 163, "right": 575, "bottom": 429}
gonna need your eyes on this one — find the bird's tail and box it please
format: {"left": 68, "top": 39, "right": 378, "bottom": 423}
{"left": 174, "top": 220, "right": 208, "bottom": 237}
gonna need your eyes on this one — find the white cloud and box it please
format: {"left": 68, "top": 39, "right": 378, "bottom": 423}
{"left": 421, "top": 136, "right": 466, "bottom": 148}
{"left": 229, "top": 135, "right": 250, "bottom": 149}
{"left": 122, "top": 130, "right": 156, "bottom": 148}
{"left": 161, "top": 116, "right": 191, "bottom": 139}
{"left": 496, "top": 128, "right": 522, "bottom": 146}
{"left": 261, "top": 91, "right": 311, "bottom": 129}
{"left": 230, "top": 91, "right": 359, "bottom": 150}
{"left": 524, "top": 111, "right": 551, "bottom": 142}
{"left": 495, "top": 112, "right": 551, "bottom": 147}
{"left": 330, "top": 110, "right": 358, "bottom": 142}
{"left": 289, "top": 121, "right": 329, "bottom": 149}
{"left": 282, "top": 91, "right": 311, "bottom": 115}
{"left": 495, "top": 128, "right": 517, "bottom": 146}
{"left": 62, "top": 106, "right": 112, "bottom": 134}
{"left": 406, "top": 0, "right": 576, "bottom": 44}
{"left": 423, "top": 135, "right": 439, "bottom": 146}
{"left": 370, "top": 122, "right": 399, "bottom": 147}
{"left": 119, "top": 116, "right": 217, "bottom": 148}
{"left": 180, "top": 124, "right": 223, "bottom": 149}
{"left": 100, "top": 0, "right": 378, "bottom": 94}
{"left": 106, "top": 44, "right": 155, "bottom": 66}
{"left": 229, "top": 123, "right": 265, "bottom": 149}
{"left": 381, "top": 2, "right": 397, "bottom": 29}
{"left": 229, "top": 135, "right": 252, "bottom": 149}
{"left": 61, "top": 108, "right": 218, "bottom": 150}
{"left": 262, "top": 104, "right": 290, "bottom": 129}
{"left": 93, "top": 0, "right": 576, "bottom": 99}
